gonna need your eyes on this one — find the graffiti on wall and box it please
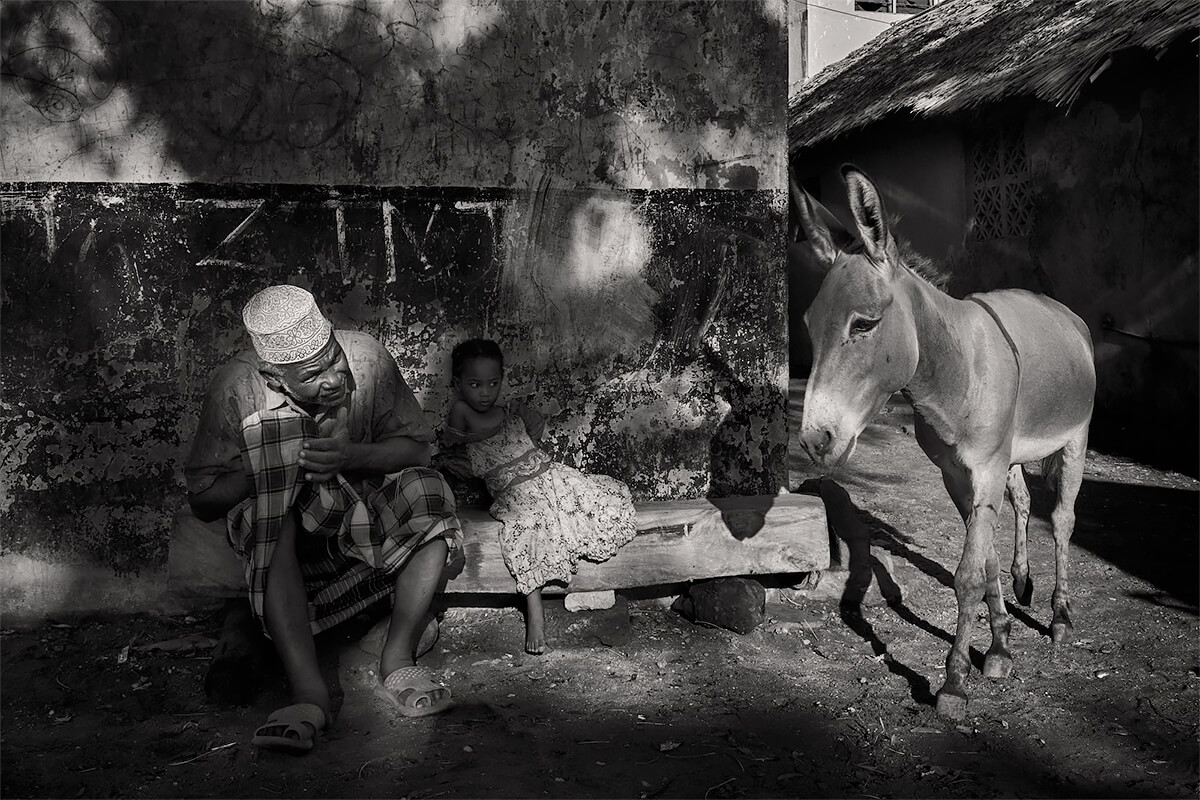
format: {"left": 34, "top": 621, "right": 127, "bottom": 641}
{"left": 3, "top": 1, "right": 123, "bottom": 123}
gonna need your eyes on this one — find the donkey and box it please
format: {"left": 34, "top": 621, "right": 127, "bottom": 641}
{"left": 794, "top": 165, "right": 1096, "bottom": 719}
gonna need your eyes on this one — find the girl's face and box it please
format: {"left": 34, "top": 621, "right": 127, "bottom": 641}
{"left": 455, "top": 356, "right": 503, "bottom": 414}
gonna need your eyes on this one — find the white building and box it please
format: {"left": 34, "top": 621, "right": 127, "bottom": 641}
{"left": 789, "top": 0, "right": 941, "bottom": 94}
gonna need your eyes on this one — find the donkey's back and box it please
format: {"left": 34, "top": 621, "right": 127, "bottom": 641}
{"left": 969, "top": 288, "right": 1096, "bottom": 464}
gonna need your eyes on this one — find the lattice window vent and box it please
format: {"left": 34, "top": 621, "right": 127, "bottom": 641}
{"left": 969, "top": 126, "right": 1034, "bottom": 240}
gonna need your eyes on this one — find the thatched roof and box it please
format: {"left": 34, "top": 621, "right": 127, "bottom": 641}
{"left": 789, "top": 0, "right": 1198, "bottom": 152}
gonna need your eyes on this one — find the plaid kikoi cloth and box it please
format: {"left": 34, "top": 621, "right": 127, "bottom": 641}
{"left": 227, "top": 408, "right": 462, "bottom": 637}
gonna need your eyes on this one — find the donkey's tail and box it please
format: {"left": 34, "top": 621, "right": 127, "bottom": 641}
{"left": 1041, "top": 451, "right": 1064, "bottom": 493}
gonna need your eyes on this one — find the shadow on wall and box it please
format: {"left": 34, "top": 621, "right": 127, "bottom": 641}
{"left": 496, "top": 185, "right": 659, "bottom": 371}
{"left": 0, "top": 0, "right": 785, "bottom": 189}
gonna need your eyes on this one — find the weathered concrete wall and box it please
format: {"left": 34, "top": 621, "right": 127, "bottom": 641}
{"left": 1, "top": 0, "right": 784, "bottom": 190}
{"left": 0, "top": 0, "right": 789, "bottom": 621}
{"left": 2, "top": 183, "right": 786, "bottom": 567}
{"left": 788, "top": 45, "right": 1199, "bottom": 472}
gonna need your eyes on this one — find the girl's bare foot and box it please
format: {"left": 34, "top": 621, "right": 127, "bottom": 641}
{"left": 525, "top": 588, "right": 547, "bottom": 655}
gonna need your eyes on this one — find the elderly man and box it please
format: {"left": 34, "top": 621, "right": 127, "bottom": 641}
{"left": 185, "top": 284, "right": 461, "bottom": 753}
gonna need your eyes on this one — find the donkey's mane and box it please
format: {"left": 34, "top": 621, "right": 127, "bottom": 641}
{"left": 839, "top": 216, "right": 952, "bottom": 291}
{"left": 896, "top": 236, "right": 951, "bottom": 292}
{"left": 887, "top": 210, "right": 951, "bottom": 291}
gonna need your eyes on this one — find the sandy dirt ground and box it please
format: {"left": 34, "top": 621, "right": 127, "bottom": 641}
{"left": 3, "top": 384, "right": 1198, "bottom": 799}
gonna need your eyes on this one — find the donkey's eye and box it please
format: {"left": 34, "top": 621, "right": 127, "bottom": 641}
{"left": 850, "top": 316, "right": 880, "bottom": 336}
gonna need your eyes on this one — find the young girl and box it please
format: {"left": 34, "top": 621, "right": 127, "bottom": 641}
{"left": 441, "top": 339, "right": 638, "bottom": 654}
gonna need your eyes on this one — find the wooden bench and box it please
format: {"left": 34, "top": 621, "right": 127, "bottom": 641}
{"left": 166, "top": 493, "right": 829, "bottom": 600}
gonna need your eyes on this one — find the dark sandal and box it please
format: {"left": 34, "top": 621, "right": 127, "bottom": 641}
{"left": 250, "top": 702, "right": 327, "bottom": 753}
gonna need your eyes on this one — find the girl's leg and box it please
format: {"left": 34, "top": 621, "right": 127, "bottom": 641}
{"left": 525, "top": 587, "right": 547, "bottom": 655}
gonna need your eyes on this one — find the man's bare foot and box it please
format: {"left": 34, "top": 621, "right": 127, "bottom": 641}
{"left": 525, "top": 588, "right": 547, "bottom": 655}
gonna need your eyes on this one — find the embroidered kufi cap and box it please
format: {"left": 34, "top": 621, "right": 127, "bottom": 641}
{"left": 242, "top": 285, "right": 333, "bottom": 365}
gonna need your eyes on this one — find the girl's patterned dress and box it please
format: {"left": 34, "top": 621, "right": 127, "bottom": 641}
{"left": 442, "top": 401, "right": 638, "bottom": 595}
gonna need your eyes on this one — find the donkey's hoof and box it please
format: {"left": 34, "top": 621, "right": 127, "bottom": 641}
{"left": 934, "top": 688, "right": 968, "bottom": 720}
{"left": 1012, "top": 575, "right": 1033, "bottom": 607}
{"left": 1050, "top": 620, "right": 1073, "bottom": 645}
{"left": 983, "top": 651, "right": 1013, "bottom": 679}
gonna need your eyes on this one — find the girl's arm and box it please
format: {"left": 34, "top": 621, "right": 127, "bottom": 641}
{"left": 515, "top": 400, "right": 546, "bottom": 442}
{"left": 447, "top": 399, "right": 472, "bottom": 433}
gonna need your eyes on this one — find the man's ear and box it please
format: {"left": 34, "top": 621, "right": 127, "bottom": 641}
{"left": 259, "top": 365, "right": 286, "bottom": 393}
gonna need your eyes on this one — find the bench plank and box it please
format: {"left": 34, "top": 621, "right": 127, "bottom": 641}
{"left": 167, "top": 494, "right": 829, "bottom": 599}
{"left": 448, "top": 494, "right": 828, "bottom": 593}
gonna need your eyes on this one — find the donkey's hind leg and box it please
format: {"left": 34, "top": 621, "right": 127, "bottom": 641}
{"left": 981, "top": 537, "right": 1014, "bottom": 679}
{"left": 1006, "top": 465, "right": 1033, "bottom": 606}
{"left": 1048, "top": 430, "right": 1088, "bottom": 644}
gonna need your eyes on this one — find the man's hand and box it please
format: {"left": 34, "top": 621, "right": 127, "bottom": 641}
{"left": 299, "top": 433, "right": 349, "bottom": 483}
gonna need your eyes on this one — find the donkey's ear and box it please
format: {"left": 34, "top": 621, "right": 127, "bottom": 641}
{"left": 842, "top": 165, "right": 899, "bottom": 274}
{"left": 790, "top": 167, "right": 839, "bottom": 269}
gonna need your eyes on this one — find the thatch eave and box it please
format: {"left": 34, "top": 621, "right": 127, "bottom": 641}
{"left": 789, "top": 0, "right": 1199, "bottom": 154}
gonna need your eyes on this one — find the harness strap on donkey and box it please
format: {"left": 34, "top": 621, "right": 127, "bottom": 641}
{"left": 968, "top": 295, "right": 1022, "bottom": 395}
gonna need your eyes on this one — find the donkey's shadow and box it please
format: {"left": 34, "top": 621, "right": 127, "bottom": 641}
{"left": 799, "top": 478, "right": 1049, "bottom": 706}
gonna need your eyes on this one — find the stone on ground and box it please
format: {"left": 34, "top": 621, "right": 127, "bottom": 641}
{"left": 565, "top": 590, "right": 616, "bottom": 612}
{"left": 675, "top": 576, "right": 765, "bottom": 634}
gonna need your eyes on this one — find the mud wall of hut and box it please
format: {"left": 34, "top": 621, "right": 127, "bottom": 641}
{"left": 0, "top": 0, "right": 788, "bottom": 606}
{"left": 1020, "top": 52, "right": 1199, "bottom": 470}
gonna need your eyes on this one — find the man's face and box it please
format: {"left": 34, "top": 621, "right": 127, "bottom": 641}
{"left": 267, "top": 334, "right": 351, "bottom": 408}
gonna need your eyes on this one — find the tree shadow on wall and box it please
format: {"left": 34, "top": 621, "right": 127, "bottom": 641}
{"left": 654, "top": 204, "right": 787, "bottom": 537}
{"left": 491, "top": 182, "right": 660, "bottom": 375}
{"left": 2, "top": 0, "right": 786, "bottom": 188}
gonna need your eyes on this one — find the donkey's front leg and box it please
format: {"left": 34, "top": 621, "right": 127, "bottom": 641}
{"left": 936, "top": 466, "right": 1008, "bottom": 719}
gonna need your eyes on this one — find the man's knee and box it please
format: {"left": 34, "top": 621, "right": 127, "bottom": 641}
{"left": 394, "top": 466, "right": 456, "bottom": 509}
{"left": 400, "top": 465, "right": 450, "bottom": 487}
{"left": 422, "top": 536, "right": 449, "bottom": 558}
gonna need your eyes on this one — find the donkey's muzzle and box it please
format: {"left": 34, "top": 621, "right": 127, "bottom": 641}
{"left": 799, "top": 427, "right": 835, "bottom": 464}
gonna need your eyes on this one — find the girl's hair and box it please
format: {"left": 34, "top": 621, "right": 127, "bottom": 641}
{"left": 451, "top": 338, "right": 504, "bottom": 378}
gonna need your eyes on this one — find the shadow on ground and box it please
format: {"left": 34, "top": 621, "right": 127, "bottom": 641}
{"left": 1032, "top": 477, "right": 1200, "bottom": 610}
